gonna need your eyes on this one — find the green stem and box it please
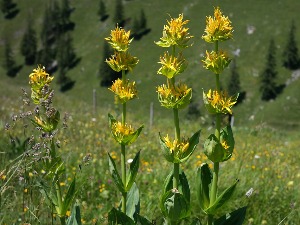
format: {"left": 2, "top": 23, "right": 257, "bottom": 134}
{"left": 173, "top": 163, "right": 180, "bottom": 189}
{"left": 121, "top": 69, "right": 127, "bottom": 213}
{"left": 55, "top": 179, "right": 65, "bottom": 225}
{"left": 121, "top": 144, "right": 127, "bottom": 213}
{"left": 209, "top": 40, "right": 221, "bottom": 224}
{"left": 208, "top": 215, "right": 213, "bottom": 225}
{"left": 60, "top": 216, "right": 66, "bottom": 225}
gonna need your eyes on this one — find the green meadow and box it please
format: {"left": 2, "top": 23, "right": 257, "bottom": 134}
{"left": 1, "top": 0, "right": 300, "bottom": 224}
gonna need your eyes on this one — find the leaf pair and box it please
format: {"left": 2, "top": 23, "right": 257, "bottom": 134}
{"left": 108, "top": 151, "right": 140, "bottom": 194}
{"left": 160, "top": 169, "right": 191, "bottom": 223}
{"left": 197, "top": 163, "right": 238, "bottom": 215}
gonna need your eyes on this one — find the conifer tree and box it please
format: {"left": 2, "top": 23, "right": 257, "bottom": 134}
{"left": 282, "top": 20, "right": 300, "bottom": 70}
{"left": 20, "top": 18, "right": 37, "bottom": 65}
{"left": 260, "top": 39, "right": 278, "bottom": 101}
{"left": 98, "top": 0, "right": 108, "bottom": 21}
{"left": 139, "top": 9, "right": 147, "bottom": 30}
{"left": 3, "top": 40, "right": 17, "bottom": 77}
{"left": 1, "top": 0, "right": 16, "bottom": 18}
{"left": 114, "top": 0, "right": 124, "bottom": 26}
{"left": 99, "top": 41, "right": 121, "bottom": 86}
{"left": 228, "top": 58, "right": 241, "bottom": 96}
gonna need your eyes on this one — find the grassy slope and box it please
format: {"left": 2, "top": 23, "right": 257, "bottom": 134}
{"left": 1, "top": 0, "right": 300, "bottom": 128}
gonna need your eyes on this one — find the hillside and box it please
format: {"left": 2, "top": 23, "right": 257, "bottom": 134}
{"left": 1, "top": 0, "right": 300, "bottom": 129}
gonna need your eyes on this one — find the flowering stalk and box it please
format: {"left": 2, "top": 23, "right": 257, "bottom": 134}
{"left": 199, "top": 7, "right": 246, "bottom": 225}
{"left": 105, "top": 25, "right": 142, "bottom": 220}
{"left": 156, "top": 14, "right": 200, "bottom": 224}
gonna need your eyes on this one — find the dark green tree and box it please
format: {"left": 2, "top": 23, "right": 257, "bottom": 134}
{"left": 228, "top": 58, "right": 241, "bottom": 96}
{"left": 260, "top": 39, "right": 278, "bottom": 101}
{"left": 50, "top": 0, "right": 62, "bottom": 38}
{"left": 114, "top": 0, "right": 124, "bottom": 26}
{"left": 3, "top": 40, "right": 17, "bottom": 77}
{"left": 282, "top": 21, "right": 300, "bottom": 70}
{"left": 139, "top": 9, "right": 147, "bottom": 30}
{"left": 58, "top": 32, "right": 77, "bottom": 70}
{"left": 1, "top": 0, "right": 17, "bottom": 18}
{"left": 61, "top": 0, "right": 74, "bottom": 31}
{"left": 98, "top": 0, "right": 108, "bottom": 21}
{"left": 20, "top": 18, "right": 37, "bottom": 65}
{"left": 99, "top": 41, "right": 121, "bottom": 86}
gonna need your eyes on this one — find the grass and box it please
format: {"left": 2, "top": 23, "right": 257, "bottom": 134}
{"left": 1, "top": 0, "right": 300, "bottom": 224}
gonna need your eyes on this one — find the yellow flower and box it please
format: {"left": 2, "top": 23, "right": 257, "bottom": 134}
{"left": 105, "top": 25, "right": 133, "bottom": 52}
{"left": 109, "top": 114, "right": 144, "bottom": 146}
{"left": 156, "top": 14, "right": 193, "bottom": 48}
{"left": 66, "top": 210, "right": 71, "bottom": 217}
{"left": 157, "top": 82, "right": 192, "bottom": 109}
{"left": 106, "top": 51, "right": 139, "bottom": 72}
{"left": 29, "top": 65, "right": 54, "bottom": 104}
{"left": 164, "top": 135, "right": 190, "bottom": 156}
{"left": 202, "top": 7, "right": 233, "bottom": 43}
{"left": 29, "top": 65, "right": 53, "bottom": 89}
{"left": 221, "top": 140, "right": 229, "bottom": 150}
{"left": 109, "top": 78, "right": 137, "bottom": 103}
{"left": 157, "top": 51, "right": 187, "bottom": 78}
{"left": 202, "top": 50, "right": 231, "bottom": 74}
{"left": 203, "top": 89, "right": 238, "bottom": 114}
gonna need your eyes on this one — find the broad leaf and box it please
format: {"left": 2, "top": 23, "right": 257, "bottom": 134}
{"left": 196, "top": 164, "right": 212, "bottom": 212}
{"left": 61, "top": 177, "right": 77, "bottom": 216}
{"left": 66, "top": 202, "right": 82, "bottom": 225}
{"left": 215, "top": 206, "right": 247, "bottom": 225}
{"left": 206, "top": 180, "right": 239, "bottom": 214}
{"left": 126, "top": 182, "right": 140, "bottom": 221}
{"left": 135, "top": 214, "right": 153, "bottom": 225}
{"left": 126, "top": 151, "right": 140, "bottom": 191}
{"left": 108, "top": 153, "right": 125, "bottom": 194}
{"left": 108, "top": 207, "right": 135, "bottom": 225}
{"left": 160, "top": 190, "right": 190, "bottom": 222}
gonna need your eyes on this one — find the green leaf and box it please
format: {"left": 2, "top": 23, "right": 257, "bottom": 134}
{"left": 126, "top": 151, "right": 140, "bottom": 191}
{"left": 215, "top": 206, "right": 247, "bottom": 225}
{"left": 61, "top": 177, "right": 77, "bottom": 216}
{"left": 108, "top": 153, "right": 125, "bottom": 194}
{"left": 135, "top": 214, "right": 153, "bottom": 225}
{"left": 190, "top": 218, "right": 202, "bottom": 225}
{"left": 180, "top": 129, "right": 201, "bottom": 163}
{"left": 196, "top": 163, "right": 212, "bottom": 212}
{"left": 203, "top": 134, "right": 223, "bottom": 163}
{"left": 206, "top": 180, "right": 239, "bottom": 215}
{"left": 220, "top": 125, "right": 235, "bottom": 161}
{"left": 163, "top": 170, "right": 173, "bottom": 194}
{"left": 108, "top": 207, "right": 135, "bottom": 225}
{"left": 66, "top": 202, "right": 82, "bottom": 225}
{"left": 126, "top": 182, "right": 140, "bottom": 221}
{"left": 121, "top": 125, "right": 144, "bottom": 146}
{"left": 160, "top": 190, "right": 190, "bottom": 222}
{"left": 162, "top": 169, "right": 190, "bottom": 204}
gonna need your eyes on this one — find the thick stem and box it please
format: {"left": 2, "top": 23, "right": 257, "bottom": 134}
{"left": 121, "top": 144, "right": 127, "bottom": 213}
{"left": 207, "top": 215, "right": 214, "bottom": 225}
{"left": 209, "top": 40, "right": 221, "bottom": 224}
{"left": 173, "top": 163, "right": 180, "bottom": 189}
{"left": 121, "top": 69, "right": 127, "bottom": 213}
{"left": 60, "top": 216, "right": 66, "bottom": 225}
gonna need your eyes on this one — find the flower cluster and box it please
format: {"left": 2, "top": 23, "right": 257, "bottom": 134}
{"left": 157, "top": 83, "right": 192, "bottom": 109}
{"left": 202, "top": 7, "right": 233, "bottom": 43}
{"left": 164, "top": 135, "right": 189, "bottom": 155}
{"left": 155, "top": 14, "right": 193, "bottom": 48}
{"left": 106, "top": 51, "right": 138, "bottom": 72}
{"left": 157, "top": 52, "right": 187, "bottom": 78}
{"left": 105, "top": 26, "right": 132, "bottom": 52}
{"left": 29, "top": 65, "right": 54, "bottom": 104}
{"left": 109, "top": 79, "right": 137, "bottom": 104}
{"left": 203, "top": 89, "right": 238, "bottom": 114}
{"left": 202, "top": 50, "right": 231, "bottom": 74}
